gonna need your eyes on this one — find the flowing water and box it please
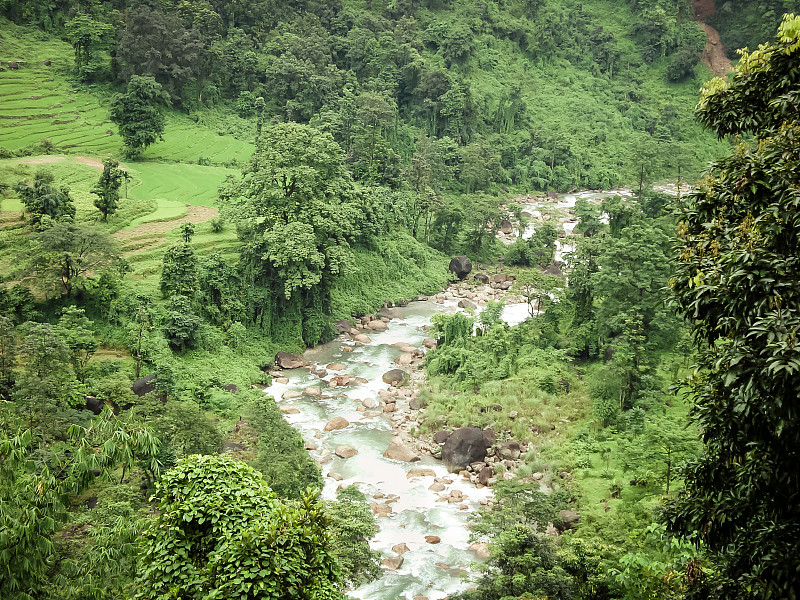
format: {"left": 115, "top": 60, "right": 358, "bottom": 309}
{"left": 266, "top": 299, "right": 494, "bottom": 600}
{"left": 264, "top": 185, "right": 686, "bottom": 598}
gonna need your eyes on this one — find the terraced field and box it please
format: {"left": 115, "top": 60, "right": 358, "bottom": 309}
{"left": 0, "top": 18, "right": 254, "bottom": 165}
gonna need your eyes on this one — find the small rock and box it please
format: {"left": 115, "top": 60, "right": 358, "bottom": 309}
{"left": 303, "top": 386, "right": 322, "bottom": 397}
{"left": 392, "top": 543, "right": 410, "bottom": 554}
{"left": 324, "top": 417, "right": 349, "bottom": 431}
{"left": 305, "top": 441, "right": 318, "bottom": 451}
{"left": 425, "top": 535, "right": 441, "bottom": 544}
{"left": 276, "top": 377, "right": 289, "bottom": 384}
{"left": 281, "top": 407, "right": 300, "bottom": 414}
{"left": 383, "top": 555, "right": 404, "bottom": 570}
{"left": 282, "top": 390, "right": 302, "bottom": 400}
{"left": 335, "top": 445, "right": 358, "bottom": 459}
{"left": 367, "top": 320, "right": 388, "bottom": 332}
{"left": 354, "top": 334, "right": 372, "bottom": 343}
{"left": 429, "top": 482, "right": 446, "bottom": 492}
{"left": 423, "top": 338, "right": 437, "bottom": 349}
{"left": 407, "top": 468, "right": 436, "bottom": 478}
{"left": 362, "top": 397, "right": 379, "bottom": 409}
{"left": 468, "top": 542, "right": 490, "bottom": 559}
{"left": 532, "top": 472, "right": 543, "bottom": 481}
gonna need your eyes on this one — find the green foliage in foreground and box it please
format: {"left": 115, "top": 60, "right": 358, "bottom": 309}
{"left": 134, "top": 455, "right": 344, "bottom": 600}
{"left": 0, "top": 411, "right": 161, "bottom": 600}
{"left": 664, "top": 14, "right": 800, "bottom": 599}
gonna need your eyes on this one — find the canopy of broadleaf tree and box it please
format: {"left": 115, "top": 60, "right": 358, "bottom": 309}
{"left": 220, "top": 122, "right": 364, "bottom": 345}
{"left": 666, "top": 14, "right": 800, "bottom": 600}
{"left": 134, "top": 454, "right": 343, "bottom": 600}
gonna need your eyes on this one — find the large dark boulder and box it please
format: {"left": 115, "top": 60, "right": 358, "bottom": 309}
{"left": 382, "top": 369, "right": 407, "bottom": 385}
{"left": 131, "top": 374, "right": 156, "bottom": 397}
{"left": 448, "top": 256, "right": 472, "bottom": 280}
{"left": 441, "top": 426, "right": 493, "bottom": 470}
{"left": 473, "top": 273, "right": 489, "bottom": 284}
{"left": 85, "top": 396, "right": 104, "bottom": 415}
{"left": 333, "top": 319, "right": 351, "bottom": 334}
{"left": 275, "top": 352, "right": 309, "bottom": 369}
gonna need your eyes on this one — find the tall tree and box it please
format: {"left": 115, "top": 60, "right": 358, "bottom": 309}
{"left": 91, "top": 158, "right": 124, "bottom": 221}
{"left": 32, "top": 223, "right": 119, "bottom": 297}
{"left": 665, "top": 14, "right": 800, "bottom": 599}
{"left": 109, "top": 76, "right": 169, "bottom": 158}
{"left": 220, "top": 122, "right": 361, "bottom": 345}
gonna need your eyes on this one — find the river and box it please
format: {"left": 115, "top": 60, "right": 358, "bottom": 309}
{"left": 264, "top": 185, "right": 684, "bottom": 598}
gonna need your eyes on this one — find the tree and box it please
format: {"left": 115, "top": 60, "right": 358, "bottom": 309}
{"left": 325, "top": 486, "right": 381, "bottom": 588}
{"left": 56, "top": 306, "right": 97, "bottom": 384}
{"left": 664, "top": 14, "right": 800, "bottom": 599}
{"left": 116, "top": 6, "right": 205, "bottom": 105}
{"left": 15, "top": 169, "right": 76, "bottom": 225}
{"left": 0, "top": 316, "right": 17, "bottom": 399}
{"left": 163, "top": 295, "right": 201, "bottom": 351}
{"left": 220, "top": 122, "right": 361, "bottom": 345}
{"left": 64, "top": 14, "right": 114, "bottom": 80}
{"left": 32, "top": 223, "right": 120, "bottom": 297}
{"left": 13, "top": 322, "right": 75, "bottom": 435}
{"left": 91, "top": 158, "right": 124, "bottom": 221}
{"left": 0, "top": 412, "right": 160, "bottom": 600}
{"left": 160, "top": 242, "right": 198, "bottom": 299}
{"left": 134, "top": 454, "right": 344, "bottom": 600}
{"left": 109, "top": 76, "right": 169, "bottom": 158}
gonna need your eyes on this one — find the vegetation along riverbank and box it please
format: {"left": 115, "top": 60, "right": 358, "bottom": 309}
{"left": 1, "top": 1, "right": 799, "bottom": 599}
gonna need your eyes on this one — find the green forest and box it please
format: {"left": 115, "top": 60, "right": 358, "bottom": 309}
{"left": 0, "top": 0, "right": 798, "bottom": 599}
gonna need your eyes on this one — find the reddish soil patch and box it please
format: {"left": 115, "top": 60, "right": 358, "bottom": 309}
{"left": 693, "top": 0, "right": 732, "bottom": 78}
{"left": 114, "top": 205, "right": 220, "bottom": 241}
{"left": 74, "top": 156, "right": 104, "bottom": 170}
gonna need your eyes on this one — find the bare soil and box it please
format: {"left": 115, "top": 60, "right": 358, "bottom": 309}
{"left": 114, "top": 205, "right": 220, "bottom": 241}
{"left": 74, "top": 156, "right": 104, "bottom": 170}
{"left": 693, "top": 0, "right": 733, "bottom": 78}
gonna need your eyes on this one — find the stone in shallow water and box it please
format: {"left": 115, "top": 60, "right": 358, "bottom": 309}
{"left": 383, "top": 555, "right": 404, "bottom": 570}
{"left": 392, "top": 542, "right": 409, "bottom": 555}
{"left": 324, "top": 417, "right": 349, "bottom": 431}
{"left": 335, "top": 445, "right": 358, "bottom": 459}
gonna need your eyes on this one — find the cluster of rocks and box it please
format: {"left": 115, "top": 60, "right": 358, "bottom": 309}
{"left": 433, "top": 278, "right": 522, "bottom": 308}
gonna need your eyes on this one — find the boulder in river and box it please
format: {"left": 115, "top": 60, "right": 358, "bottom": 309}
{"left": 383, "top": 438, "right": 420, "bottom": 462}
{"left": 275, "top": 352, "right": 308, "bottom": 369}
{"left": 458, "top": 299, "right": 477, "bottom": 310}
{"left": 392, "top": 543, "right": 410, "bottom": 555}
{"left": 383, "top": 555, "right": 404, "bottom": 570}
{"left": 335, "top": 445, "right": 358, "bottom": 459}
{"left": 382, "top": 369, "right": 407, "bottom": 385}
{"left": 425, "top": 535, "right": 441, "bottom": 544}
{"left": 334, "top": 319, "right": 351, "bottom": 333}
{"left": 498, "top": 441, "right": 522, "bottom": 460}
{"left": 362, "top": 397, "right": 379, "bottom": 409}
{"left": 423, "top": 338, "right": 437, "bottom": 349}
{"left": 354, "top": 333, "right": 372, "bottom": 343}
{"left": 433, "top": 430, "right": 451, "bottom": 445}
{"left": 367, "top": 320, "right": 388, "bottom": 332}
{"left": 500, "top": 220, "right": 513, "bottom": 234}
{"left": 324, "top": 417, "right": 349, "bottom": 431}
{"left": 326, "top": 363, "right": 346, "bottom": 371}
{"left": 441, "top": 426, "right": 493, "bottom": 470}
{"left": 407, "top": 468, "right": 436, "bottom": 478}
{"left": 468, "top": 542, "right": 490, "bottom": 559}
{"left": 448, "top": 256, "right": 472, "bottom": 280}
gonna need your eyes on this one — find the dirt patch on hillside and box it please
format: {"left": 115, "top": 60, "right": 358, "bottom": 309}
{"left": 74, "top": 156, "right": 104, "bottom": 170}
{"left": 114, "top": 205, "right": 220, "bottom": 241}
{"left": 693, "top": 0, "right": 732, "bottom": 78}
{"left": 18, "top": 156, "right": 65, "bottom": 165}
